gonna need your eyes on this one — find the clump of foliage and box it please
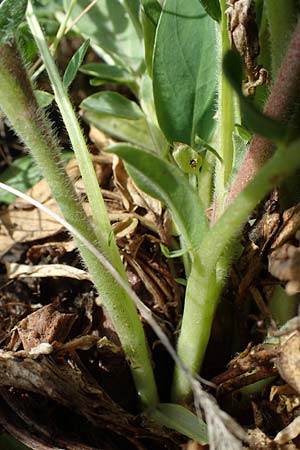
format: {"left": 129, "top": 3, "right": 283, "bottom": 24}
{"left": 1, "top": 0, "right": 300, "bottom": 448}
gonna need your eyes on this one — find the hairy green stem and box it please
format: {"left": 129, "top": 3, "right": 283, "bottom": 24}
{"left": 172, "top": 137, "right": 300, "bottom": 401}
{"left": 26, "top": 0, "right": 122, "bottom": 274}
{"left": 0, "top": 41, "right": 158, "bottom": 409}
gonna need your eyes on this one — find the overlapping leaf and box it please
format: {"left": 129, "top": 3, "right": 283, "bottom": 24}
{"left": 153, "top": 0, "right": 217, "bottom": 145}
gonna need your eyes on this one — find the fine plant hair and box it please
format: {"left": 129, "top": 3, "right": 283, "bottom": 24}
{"left": 3, "top": 1, "right": 300, "bottom": 448}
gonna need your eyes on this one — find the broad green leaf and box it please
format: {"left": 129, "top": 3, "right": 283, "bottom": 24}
{"left": 106, "top": 144, "right": 207, "bottom": 248}
{"left": 153, "top": 0, "right": 217, "bottom": 145}
{"left": 81, "top": 110, "right": 156, "bottom": 151}
{"left": 80, "top": 63, "right": 134, "bottom": 84}
{"left": 141, "top": 0, "right": 162, "bottom": 75}
{"left": 80, "top": 92, "right": 143, "bottom": 120}
{"left": 63, "top": 0, "right": 144, "bottom": 72}
{"left": 0, "top": 0, "right": 27, "bottom": 44}
{"left": 151, "top": 403, "right": 208, "bottom": 444}
{"left": 198, "top": 0, "right": 221, "bottom": 22}
{"left": 223, "top": 50, "right": 288, "bottom": 142}
{"left": 63, "top": 39, "right": 90, "bottom": 88}
{"left": 34, "top": 89, "right": 54, "bottom": 108}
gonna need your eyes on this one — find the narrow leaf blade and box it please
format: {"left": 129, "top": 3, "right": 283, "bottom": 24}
{"left": 151, "top": 403, "right": 208, "bottom": 444}
{"left": 80, "top": 63, "right": 134, "bottom": 83}
{"left": 106, "top": 144, "right": 208, "bottom": 248}
{"left": 63, "top": 39, "right": 90, "bottom": 88}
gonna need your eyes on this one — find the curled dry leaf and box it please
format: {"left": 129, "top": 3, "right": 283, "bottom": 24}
{"left": 16, "top": 303, "right": 76, "bottom": 352}
{"left": 277, "top": 331, "right": 300, "bottom": 395}
{"left": 271, "top": 204, "right": 300, "bottom": 250}
{"left": 274, "top": 415, "right": 300, "bottom": 445}
{"left": 5, "top": 262, "right": 90, "bottom": 281}
{"left": 0, "top": 178, "right": 62, "bottom": 255}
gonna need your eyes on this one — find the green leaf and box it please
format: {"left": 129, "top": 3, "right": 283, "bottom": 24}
{"left": 0, "top": 153, "right": 73, "bottom": 204}
{"left": 0, "top": 155, "right": 41, "bottom": 204}
{"left": 153, "top": 0, "right": 217, "bottom": 145}
{"left": 160, "top": 243, "right": 192, "bottom": 258}
{"left": 173, "top": 144, "right": 202, "bottom": 174}
{"left": 80, "top": 63, "right": 134, "bottom": 84}
{"left": 141, "top": 0, "right": 162, "bottom": 75}
{"left": 0, "top": 0, "right": 27, "bottom": 45}
{"left": 194, "top": 136, "right": 223, "bottom": 162}
{"left": 81, "top": 110, "right": 156, "bottom": 151}
{"left": 34, "top": 89, "right": 54, "bottom": 108}
{"left": 198, "top": 0, "right": 221, "bottom": 22}
{"left": 223, "top": 50, "right": 288, "bottom": 142}
{"left": 106, "top": 144, "right": 207, "bottom": 248}
{"left": 63, "top": 39, "right": 90, "bottom": 88}
{"left": 151, "top": 403, "right": 208, "bottom": 444}
{"left": 80, "top": 91, "right": 144, "bottom": 120}
{"left": 63, "top": 0, "right": 144, "bottom": 72}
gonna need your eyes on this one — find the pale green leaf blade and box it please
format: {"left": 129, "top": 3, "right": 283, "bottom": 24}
{"left": 80, "top": 63, "right": 134, "bottom": 83}
{"left": 81, "top": 110, "right": 156, "bottom": 152}
{"left": 106, "top": 144, "right": 208, "bottom": 247}
{"left": 34, "top": 90, "right": 54, "bottom": 108}
{"left": 151, "top": 403, "right": 208, "bottom": 444}
{"left": 63, "top": 39, "right": 90, "bottom": 88}
{"left": 63, "top": 0, "right": 144, "bottom": 72}
{"left": 80, "top": 92, "right": 143, "bottom": 120}
{"left": 153, "top": 0, "right": 217, "bottom": 145}
{"left": 122, "top": 0, "right": 143, "bottom": 39}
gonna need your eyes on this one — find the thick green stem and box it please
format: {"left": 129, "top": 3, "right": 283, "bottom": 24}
{"left": 213, "top": 0, "right": 235, "bottom": 219}
{"left": 0, "top": 42, "right": 158, "bottom": 409}
{"left": 172, "top": 137, "right": 300, "bottom": 401}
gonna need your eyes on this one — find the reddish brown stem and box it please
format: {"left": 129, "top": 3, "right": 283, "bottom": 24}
{"left": 226, "top": 19, "right": 300, "bottom": 205}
